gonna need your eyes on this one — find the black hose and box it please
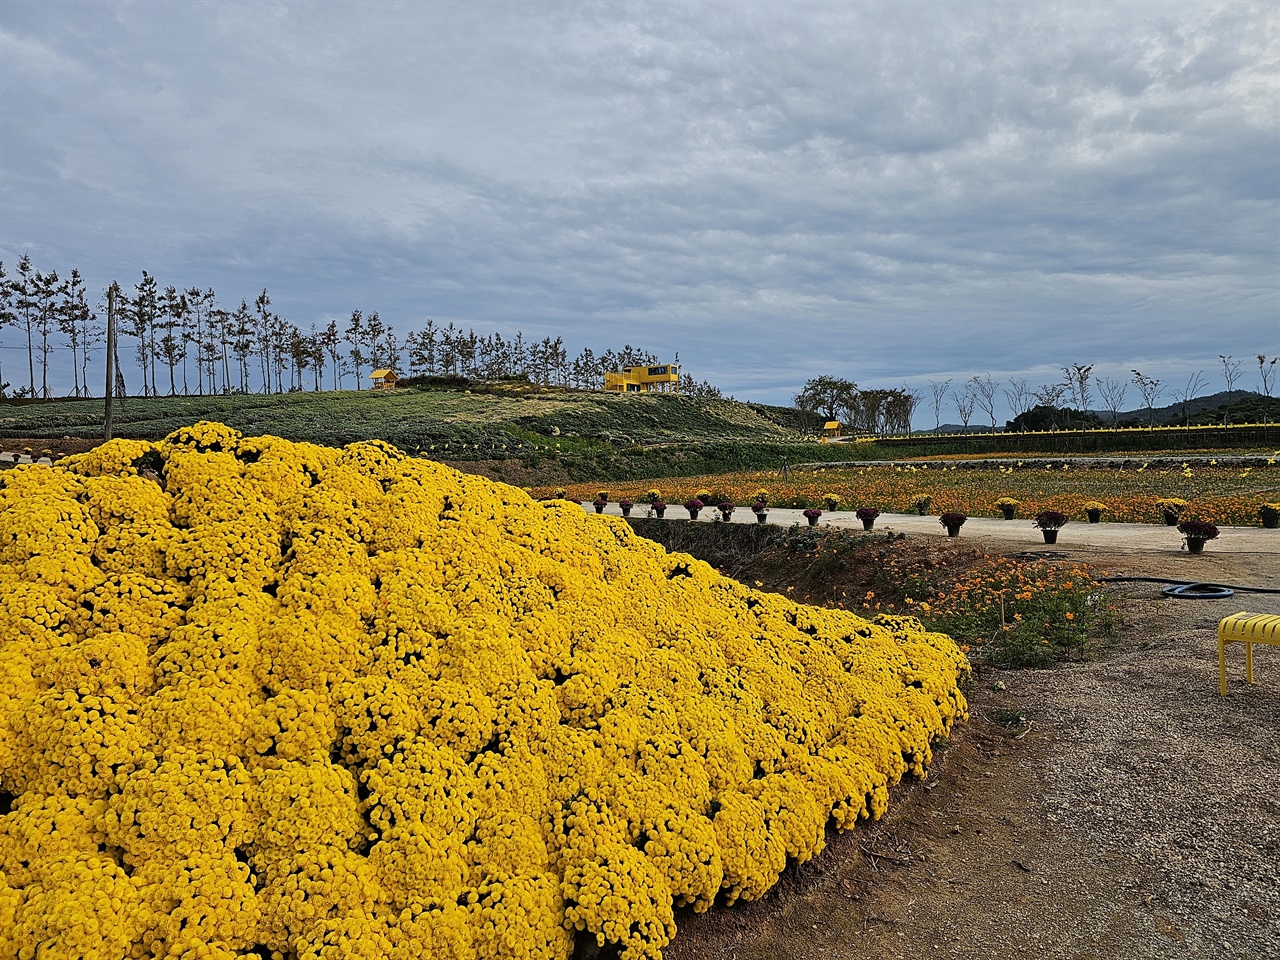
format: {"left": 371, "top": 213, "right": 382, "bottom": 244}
{"left": 1160, "top": 583, "right": 1236, "bottom": 600}
{"left": 1101, "top": 575, "right": 1280, "bottom": 598}
{"left": 998, "top": 558, "right": 1279, "bottom": 600}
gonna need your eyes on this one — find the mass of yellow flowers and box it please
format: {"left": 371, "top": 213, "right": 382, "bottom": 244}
{"left": 0, "top": 421, "right": 968, "bottom": 960}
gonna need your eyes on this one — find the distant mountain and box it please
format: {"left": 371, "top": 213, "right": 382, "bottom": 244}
{"left": 1112, "top": 390, "right": 1276, "bottom": 426}
{"left": 921, "top": 390, "right": 1277, "bottom": 435}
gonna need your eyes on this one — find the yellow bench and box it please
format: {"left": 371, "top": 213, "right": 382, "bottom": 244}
{"left": 1218, "top": 613, "right": 1280, "bottom": 695}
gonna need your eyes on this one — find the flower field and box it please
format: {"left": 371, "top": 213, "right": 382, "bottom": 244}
{"left": 0, "top": 422, "right": 968, "bottom": 959}
{"left": 556, "top": 457, "right": 1280, "bottom": 527}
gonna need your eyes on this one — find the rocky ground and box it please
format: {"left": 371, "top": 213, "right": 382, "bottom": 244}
{"left": 665, "top": 538, "right": 1280, "bottom": 960}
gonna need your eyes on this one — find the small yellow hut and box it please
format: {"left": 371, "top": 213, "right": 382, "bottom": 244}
{"left": 370, "top": 369, "right": 399, "bottom": 390}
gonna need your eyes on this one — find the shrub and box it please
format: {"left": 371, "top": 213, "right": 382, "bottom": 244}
{"left": 855, "top": 507, "right": 880, "bottom": 520}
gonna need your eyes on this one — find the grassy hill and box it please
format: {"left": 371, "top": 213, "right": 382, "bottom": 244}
{"left": 0, "top": 387, "right": 867, "bottom": 481}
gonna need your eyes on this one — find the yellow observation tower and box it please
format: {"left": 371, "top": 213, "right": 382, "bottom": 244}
{"left": 603, "top": 363, "right": 680, "bottom": 394}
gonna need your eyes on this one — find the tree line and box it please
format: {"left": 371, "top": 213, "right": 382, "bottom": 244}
{"left": 930, "top": 359, "right": 1277, "bottom": 433}
{"left": 797, "top": 355, "right": 1278, "bottom": 437}
{"left": 0, "top": 255, "right": 723, "bottom": 400}
{"left": 792, "top": 377, "right": 921, "bottom": 436}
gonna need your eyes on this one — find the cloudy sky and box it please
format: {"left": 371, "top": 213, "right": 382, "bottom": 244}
{"left": 2, "top": 0, "right": 1277, "bottom": 418}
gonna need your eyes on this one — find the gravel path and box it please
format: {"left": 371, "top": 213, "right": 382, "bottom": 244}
{"left": 661, "top": 535, "right": 1280, "bottom": 959}
{"left": 589, "top": 502, "right": 1279, "bottom": 556}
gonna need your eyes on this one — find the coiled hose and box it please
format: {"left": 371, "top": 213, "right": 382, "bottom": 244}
{"left": 1001, "top": 553, "right": 1280, "bottom": 600}
{"left": 1100, "top": 576, "right": 1280, "bottom": 600}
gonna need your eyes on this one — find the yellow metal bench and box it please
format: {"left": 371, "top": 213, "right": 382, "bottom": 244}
{"left": 1218, "top": 613, "right": 1280, "bottom": 695}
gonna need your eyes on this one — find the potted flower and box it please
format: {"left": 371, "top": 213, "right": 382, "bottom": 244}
{"left": 645, "top": 488, "right": 662, "bottom": 504}
{"left": 856, "top": 506, "right": 880, "bottom": 530}
{"left": 685, "top": 498, "right": 704, "bottom": 520}
{"left": 1157, "top": 498, "right": 1188, "bottom": 526}
{"left": 996, "top": 497, "right": 1019, "bottom": 520}
{"left": 1178, "top": 519, "right": 1219, "bottom": 554}
{"left": 803, "top": 507, "right": 823, "bottom": 527}
{"left": 751, "top": 488, "right": 770, "bottom": 506}
{"left": 823, "top": 493, "right": 841, "bottom": 511}
{"left": 718, "top": 501, "right": 735, "bottom": 522}
{"left": 1033, "top": 509, "right": 1069, "bottom": 544}
{"left": 752, "top": 501, "right": 769, "bottom": 523}
{"left": 619, "top": 498, "right": 634, "bottom": 518}
{"left": 592, "top": 497, "right": 607, "bottom": 514}
{"left": 939, "top": 512, "right": 966, "bottom": 537}
{"left": 695, "top": 488, "right": 713, "bottom": 506}
{"left": 650, "top": 500, "right": 667, "bottom": 518}
{"left": 1084, "top": 501, "right": 1106, "bottom": 524}
{"left": 913, "top": 495, "right": 932, "bottom": 516}
{"left": 596, "top": 490, "right": 610, "bottom": 504}
{"left": 1260, "top": 503, "right": 1280, "bottom": 529}
{"left": 553, "top": 488, "right": 567, "bottom": 500}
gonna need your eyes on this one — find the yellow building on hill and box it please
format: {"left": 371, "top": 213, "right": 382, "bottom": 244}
{"left": 369, "top": 369, "right": 399, "bottom": 390}
{"left": 603, "top": 363, "right": 680, "bottom": 394}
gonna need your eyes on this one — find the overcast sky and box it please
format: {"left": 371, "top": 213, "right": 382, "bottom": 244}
{"left": 2, "top": 0, "right": 1277, "bottom": 419}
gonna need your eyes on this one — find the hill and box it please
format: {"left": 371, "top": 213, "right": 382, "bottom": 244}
{"left": 0, "top": 387, "right": 867, "bottom": 482}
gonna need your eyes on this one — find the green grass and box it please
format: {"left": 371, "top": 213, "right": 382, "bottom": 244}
{"left": 0, "top": 389, "right": 880, "bottom": 479}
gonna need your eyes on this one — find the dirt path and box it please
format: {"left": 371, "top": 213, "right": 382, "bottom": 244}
{"left": 664, "top": 538, "right": 1280, "bottom": 960}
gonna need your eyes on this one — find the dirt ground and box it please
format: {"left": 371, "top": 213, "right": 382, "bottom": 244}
{"left": 666, "top": 538, "right": 1280, "bottom": 960}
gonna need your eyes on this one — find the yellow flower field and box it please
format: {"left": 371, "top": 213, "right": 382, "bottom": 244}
{"left": 557, "top": 458, "right": 1280, "bottom": 526}
{"left": 0, "top": 422, "right": 967, "bottom": 960}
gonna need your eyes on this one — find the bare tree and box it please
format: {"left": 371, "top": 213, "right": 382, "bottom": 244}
{"left": 952, "top": 381, "right": 978, "bottom": 433}
{"left": 1063, "top": 364, "right": 1093, "bottom": 412}
{"left": 1219, "top": 355, "right": 1244, "bottom": 397}
{"left": 927, "top": 379, "right": 952, "bottom": 435}
{"left": 970, "top": 374, "right": 999, "bottom": 433}
{"left": 1003, "top": 376, "right": 1032, "bottom": 428}
{"left": 1095, "top": 375, "right": 1128, "bottom": 425}
{"left": 1131, "top": 371, "right": 1163, "bottom": 428}
{"left": 1171, "top": 371, "right": 1207, "bottom": 427}
{"left": 1257, "top": 354, "right": 1277, "bottom": 397}
{"left": 1219, "top": 355, "right": 1245, "bottom": 425}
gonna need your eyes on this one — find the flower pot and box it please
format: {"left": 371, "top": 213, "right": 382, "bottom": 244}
{"left": 916, "top": 506, "right": 928, "bottom": 516}
{"left": 719, "top": 512, "right": 733, "bottom": 523}
{"left": 593, "top": 504, "right": 604, "bottom": 514}
{"left": 1087, "top": 509, "right": 1101, "bottom": 524}
{"left": 862, "top": 518, "right": 875, "bottom": 530}
{"left": 687, "top": 508, "right": 700, "bottom": 520}
{"left": 1262, "top": 516, "right": 1279, "bottom": 529}
{"left": 1186, "top": 537, "right": 1206, "bottom": 554}
{"left": 1000, "top": 506, "right": 1015, "bottom": 520}
{"left": 654, "top": 506, "right": 665, "bottom": 518}
{"left": 621, "top": 506, "right": 631, "bottom": 518}
{"left": 756, "top": 513, "right": 768, "bottom": 524}
{"left": 945, "top": 524, "right": 961, "bottom": 537}
{"left": 1163, "top": 511, "right": 1179, "bottom": 526}
{"left": 1041, "top": 529, "right": 1059, "bottom": 544}
{"left": 807, "top": 516, "right": 819, "bottom": 527}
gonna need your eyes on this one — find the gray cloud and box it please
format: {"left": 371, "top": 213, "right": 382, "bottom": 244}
{"left": 1, "top": 0, "right": 1276, "bottom": 419}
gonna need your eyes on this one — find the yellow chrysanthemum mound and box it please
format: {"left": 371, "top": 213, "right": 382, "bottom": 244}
{"left": 0, "top": 421, "right": 969, "bottom": 960}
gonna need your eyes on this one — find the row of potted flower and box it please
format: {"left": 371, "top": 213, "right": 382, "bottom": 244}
{"left": 564, "top": 489, "right": 1272, "bottom": 543}
{"left": 939, "top": 509, "right": 1222, "bottom": 552}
